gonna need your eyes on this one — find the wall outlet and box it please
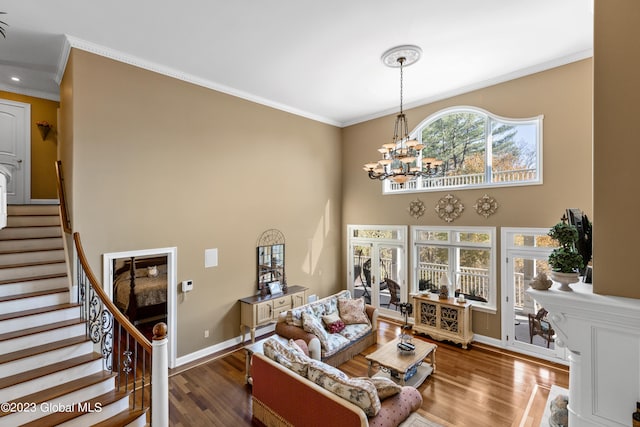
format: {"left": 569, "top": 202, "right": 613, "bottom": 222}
{"left": 182, "top": 280, "right": 194, "bottom": 293}
{"left": 204, "top": 330, "right": 209, "bottom": 338}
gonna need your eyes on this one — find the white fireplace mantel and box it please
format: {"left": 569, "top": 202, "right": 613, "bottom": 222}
{"left": 528, "top": 283, "right": 640, "bottom": 427}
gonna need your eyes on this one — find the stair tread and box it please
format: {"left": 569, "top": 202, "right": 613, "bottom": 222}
{"left": 21, "top": 389, "right": 130, "bottom": 427}
{"left": 0, "top": 302, "right": 78, "bottom": 322}
{"left": 0, "top": 259, "right": 66, "bottom": 269}
{"left": 0, "top": 247, "right": 64, "bottom": 255}
{"left": 0, "top": 335, "right": 88, "bottom": 364}
{"left": 0, "top": 287, "right": 68, "bottom": 303}
{"left": 0, "top": 352, "right": 102, "bottom": 389}
{"left": 0, "top": 318, "right": 84, "bottom": 342}
{"left": 91, "top": 408, "right": 148, "bottom": 427}
{"left": 0, "top": 272, "right": 68, "bottom": 286}
{"left": 1, "top": 371, "right": 117, "bottom": 410}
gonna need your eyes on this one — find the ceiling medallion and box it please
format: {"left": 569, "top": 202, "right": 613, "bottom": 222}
{"left": 408, "top": 199, "right": 426, "bottom": 219}
{"left": 435, "top": 194, "right": 464, "bottom": 223}
{"left": 473, "top": 194, "right": 499, "bottom": 219}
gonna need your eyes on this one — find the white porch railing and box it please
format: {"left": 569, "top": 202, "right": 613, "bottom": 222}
{"left": 389, "top": 168, "right": 537, "bottom": 192}
{"left": 417, "top": 262, "right": 489, "bottom": 300}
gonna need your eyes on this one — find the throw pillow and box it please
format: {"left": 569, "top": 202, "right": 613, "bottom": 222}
{"left": 289, "top": 339, "right": 309, "bottom": 357}
{"left": 338, "top": 297, "right": 370, "bottom": 325}
{"left": 308, "top": 360, "right": 381, "bottom": 417}
{"left": 321, "top": 312, "right": 345, "bottom": 333}
{"left": 357, "top": 376, "right": 403, "bottom": 400}
{"left": 263, "top": 338, "right": 310, "bottom": 377}
{"left": 301, "top": 311, "right": 330, "bottom": 348}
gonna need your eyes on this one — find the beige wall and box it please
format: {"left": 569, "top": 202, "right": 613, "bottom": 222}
{"left": 61, "top": 49, "right": 343, "bottom": 356}
{"left": 0, "top": 91, "right": 59, "bottom": 199}
{"left": 342, "top": 59, "right": 593, "bottom": 339}
{"left": 593, "top": 0, "right": 640, "bottom": 298}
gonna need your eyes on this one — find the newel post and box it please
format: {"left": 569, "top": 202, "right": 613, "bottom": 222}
{"left": 152, "top": 322, "right": 169, "bottom": 427}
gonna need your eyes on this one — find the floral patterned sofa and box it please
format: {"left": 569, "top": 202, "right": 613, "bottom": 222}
{"left": 251, "top": 338, "right": 423, "bottom": 427}
{"left": 275, "top": 290, "right": 378, "bottom": 367}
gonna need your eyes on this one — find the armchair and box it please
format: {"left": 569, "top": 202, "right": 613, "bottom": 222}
{"left": 528, "top": 308, "right": 554, "bottom": 348}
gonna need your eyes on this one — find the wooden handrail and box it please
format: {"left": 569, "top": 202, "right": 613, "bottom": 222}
{"left": 55, "top": 160, "right": 72, "bottom": 234}
{"left": 73, "top": 232, "right": 151, "bottom": 352}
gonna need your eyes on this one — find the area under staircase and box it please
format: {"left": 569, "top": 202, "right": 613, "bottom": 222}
{"left": 0, "top": 205, "right": 147, "bottom": 426}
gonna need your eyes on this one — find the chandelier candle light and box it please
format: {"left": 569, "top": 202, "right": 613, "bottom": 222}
{"left": 364, "top": 45, "right": 442, "bottom": 185}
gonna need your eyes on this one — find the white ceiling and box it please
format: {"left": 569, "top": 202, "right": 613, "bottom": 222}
{"left": 0, "top": 0, "right": 593, "bottom": 127}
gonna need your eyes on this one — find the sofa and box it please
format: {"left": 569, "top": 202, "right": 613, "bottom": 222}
{"left": 251, "top": 338, "right": 423, "bottom": 427}
{"left": 275, "top": 290, "right": 378, "bottom": 367}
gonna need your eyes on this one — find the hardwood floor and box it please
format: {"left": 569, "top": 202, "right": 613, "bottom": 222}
{"left": 168, "top": 318, "right": 569, "bottom": 426}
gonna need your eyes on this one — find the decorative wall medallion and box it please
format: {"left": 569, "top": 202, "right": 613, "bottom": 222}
{"left": 408, "top": 199, "right": 426, "bottom": 219}
{"left": 473, "top": 194, "right": 499, "bottom": 219}
{"left": 435, "top": 194, "right": 464, "bottom": 223}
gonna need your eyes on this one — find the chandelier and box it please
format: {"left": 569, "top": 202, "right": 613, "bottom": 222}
{"left": 363, "top": 45, "right": 442, "bottom": 185}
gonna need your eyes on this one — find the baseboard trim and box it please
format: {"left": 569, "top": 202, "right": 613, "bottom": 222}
{"left": 175, "top": 323, "right": 276, "bottom": 367}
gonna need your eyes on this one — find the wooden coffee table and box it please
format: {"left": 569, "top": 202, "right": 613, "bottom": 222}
{"left": 365, "top": 338, "right": 436, "bottom": 387}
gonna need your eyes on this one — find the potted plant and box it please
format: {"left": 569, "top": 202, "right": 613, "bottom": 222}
{"left": 548, "top": 222, "right": 584, "bottom": 291}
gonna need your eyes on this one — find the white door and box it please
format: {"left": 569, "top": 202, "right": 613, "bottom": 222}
{"left": 347, "top": 225, "right": 407, "bottom": 317}
{"left": 0, "top": 99, "right": 30, "bottom": 204}
{"left": 501, "top": 228, "right": 566, "bottom": 361}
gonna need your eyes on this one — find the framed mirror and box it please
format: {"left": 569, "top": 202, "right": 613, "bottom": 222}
{"left": 257, "top": 229, "right": 286, "bottom": 294}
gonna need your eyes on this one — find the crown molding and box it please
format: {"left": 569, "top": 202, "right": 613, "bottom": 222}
{"left": 0, "top": 83, "right": 59, "bottom": 102}
{"left": 341, "top": 48, "right": 594, "bottom": 128}
{"left": 58, "top": 35, "right": 342, "bottom": 127}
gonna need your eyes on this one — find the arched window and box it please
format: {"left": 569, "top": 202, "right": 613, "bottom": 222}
{"left": 385, "top": 106, "right": 543, "bottom": 193}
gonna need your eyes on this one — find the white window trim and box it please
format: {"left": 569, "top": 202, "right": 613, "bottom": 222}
{"left": 411, "top": 225, "right": 497, "bottom": 314}
{"left": 383, "top": 106, "right": 544, "bottom": 195}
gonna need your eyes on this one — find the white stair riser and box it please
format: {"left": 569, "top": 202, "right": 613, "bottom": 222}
{"left": 7, "top": 205, "right": 59, "bottom": 216}
{"left": 6, "top": 215, "right": 60, "bottom": 227}
{"left": 0, "top": 358, "right": 103, "bottom": 402}
{"left": 0, "top": 376, "right": 114, "bottom": 426}
{"left": 0, "top": 291, "right": 68, "bottom": 313}
{"left": 125, "top": 413, "right": 148, "bottom": 427}
{"left": 0, "top": 323, "right": 85, "bottom": 355}
{"left": 0, "top": 237, "right": 63, "bottom": 252}
{"left": 0, "top": 306, "right": 78, "bottom": 334}
{"left": 0, "top": 276, "right": 69, "bottom": 297}
{"left": 0, "top": 226, "right": 61, "bottom": 240}
{"left": 0, "top": 341, "right": 92, "bottom": 378}
{"left": 0, "top": 262, "right": 67, "bottom": 281}
{"left": 58, "top": 394, "right": 130, "bottom": 427}
{"left": 0, "top": 249, "right": 66, "bottom": 267}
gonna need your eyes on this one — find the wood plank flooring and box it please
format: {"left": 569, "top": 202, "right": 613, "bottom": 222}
{"left": 168, "top": 318, "right": 569, "bottom": 426}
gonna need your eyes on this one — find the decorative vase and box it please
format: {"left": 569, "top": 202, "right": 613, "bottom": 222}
{"left": 551, "top": 271, "right": 580, "bottom": 292}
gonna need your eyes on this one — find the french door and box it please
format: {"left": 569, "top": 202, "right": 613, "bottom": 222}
{"left": 347, "top": 225, "right": 407, "bottom": 316}
{"left": 501, "top": 228, "right": 566, "bottom": 360}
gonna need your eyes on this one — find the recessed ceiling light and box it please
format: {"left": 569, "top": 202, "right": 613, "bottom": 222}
{"left": 11, "top": 76, "right": 20, "bottom": 82}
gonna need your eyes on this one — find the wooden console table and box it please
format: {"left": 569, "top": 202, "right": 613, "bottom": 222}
{"left": 239, "top": 285, "right": 307, "bottom": 343}
{"left": 412, "top": 293, "right": 473, "bottom": 349}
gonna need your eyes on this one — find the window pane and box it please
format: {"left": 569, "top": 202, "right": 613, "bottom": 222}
{"left": 421, "top": 112, "right": 486, "bottom": 187}
{"left": 491, "top": 120, "right": 538, "bottom": 183}
{"left": 416, "top": 246, "right": 449, "bottom": 288}
{"left": 457, "top": 232, "right": 491, "bottom": 244}
{"left": 353, "top": 229, "right": 398, "bottom": 239}
{"left": 416, "top": 230, "right": 449, "bottom": 242}
{"left": 513, "top": 234, "right": 556, "bottom": 248}
{"left": 456, "top": 248, "right": 490, "bottom": 301}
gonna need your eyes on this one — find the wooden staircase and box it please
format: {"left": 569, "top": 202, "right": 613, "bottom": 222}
{"left": 0, "top": 205, "right": 147, "bottom": 427}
